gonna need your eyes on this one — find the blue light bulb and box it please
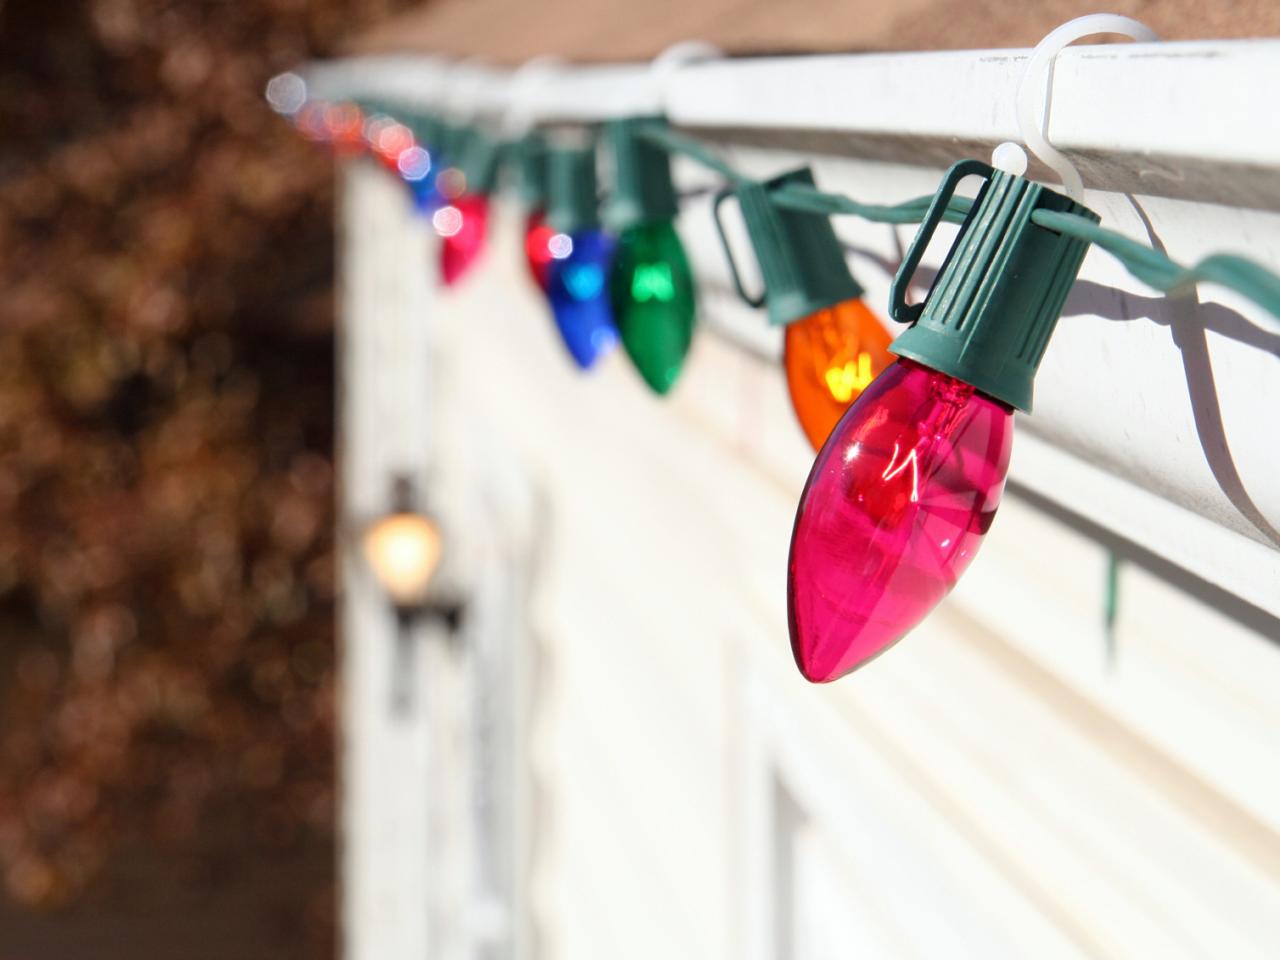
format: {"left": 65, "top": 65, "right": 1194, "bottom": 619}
{"left": 406, "top": 175, "right": 442, "bottom": 213}
{"left": 545, "top": 229, "right": 618, "bottom": 369}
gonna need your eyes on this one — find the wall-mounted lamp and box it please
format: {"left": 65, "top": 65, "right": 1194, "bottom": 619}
{"left": 364, "top": 480, "right": 444, "bottom": 614}
{"left": 361, "top": 474, "right": 465, "bottom": 714}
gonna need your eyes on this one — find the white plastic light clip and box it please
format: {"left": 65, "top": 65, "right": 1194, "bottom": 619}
{"left": 992, "top": 13, "right": 1159, "bottom": 199}
{"left": 649, "top": 41, "right": 722, "bottom": 112}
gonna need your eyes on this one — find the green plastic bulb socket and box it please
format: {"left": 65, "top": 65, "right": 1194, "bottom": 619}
{"left": 514, "top": 132, "right": 549, "bottom": 210}
{"left": 546, "top": 145, "right": 601, "bottom": 234}
{"left": 889, "top": 159, "right": 1099, "bottom": 412}
{"left": 712, "top": 167, "right": 864, "bottom": 327}
{"left": 603, "top": 116, "right": 679, "bottom": 233}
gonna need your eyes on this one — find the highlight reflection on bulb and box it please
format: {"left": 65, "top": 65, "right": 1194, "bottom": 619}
{"left": 787, "top": 358, "right": 1013, "bottom": 682}
{"left": 295, "top": 101, "right": 364, "bottom": 153}
{"left": 784, "top": 298, "right": 893, "bottom": 451}
{"left": 545, "top": 229, "right": 618, "bottom": 370}
{"left": 438, "top": 193, "right": 490, "bottom": 286}
{"left": 265, "top": 72, "right": 308, "bottom": 116}
{"left": 370, "top": 120, "right": 415, "bottom": 174}
{"left": 397, "top": 145, "right": 432, "bottom": 182}
{"left": 548, "top": 233, "right": 573, "bottom": 259}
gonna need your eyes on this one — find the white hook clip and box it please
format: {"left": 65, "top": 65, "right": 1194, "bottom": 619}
{"left": 649, "top": 41, "right": 722, "bottom": 113}
{"left": 443, "top": 57, "right": 496, "bottom": 123}
{"left": 993, "top": 14, "right": 1159, "bottom": 200}
{"left": 501, "top": 55, "right": 564, "bottom": 137}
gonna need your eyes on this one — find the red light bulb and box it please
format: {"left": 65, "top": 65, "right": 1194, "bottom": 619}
{"left": 370, "top": 120, "right": 416, "bottom": 176}
{"left": 323, "top": 103, "right": 365, "bottom": 156}
{"left": 294, "top": 101, "right": 332, "bottom": 143}
{"left": 787, "top": 358, "right": 1013, "bottom": 682}
{"left": 523, "top": 210, "right": 555, "bottom": 291}
{"left": 436, "top": 193, "right": 490, "bottom": 287}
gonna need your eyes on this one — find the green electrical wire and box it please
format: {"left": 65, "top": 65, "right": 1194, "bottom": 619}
{"left": 636, "top": 123, "right": 1280, "bottom": 326}
{"left": 1034, "top": 210, "right": 1280, "bottom": 323}
{"left": 637, "top": 126, "right": 748, "bottom": 184}
{"left": 641, "top": 126, "right": 972, "bottom": 225}
{"left": 770, "top": 184, "right": 973, "bottom": 226}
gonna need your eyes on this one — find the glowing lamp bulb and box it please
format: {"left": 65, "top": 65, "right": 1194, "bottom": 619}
{"left": 437, "top": 193, "right": 490, "bottom": 286}
{"left": 784, "top": 298, "right": 894, "bottom": 450}
{"left": 609, "top": 221, "right": 696, "bottom": 395}
{"left": 787, "top": 358, "right": 1013, "bottom": 682}
{"left": 363, "top": 512, "right": 444, "bottom": 610}
{"left": 544, "top": 229, "right": 618, "bottom": 370}
{"left": 523, "top": 211, "right": 556, "bottom": 291}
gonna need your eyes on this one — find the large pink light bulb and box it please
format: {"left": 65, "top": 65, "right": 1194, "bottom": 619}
{"left": 787, "top": 358, "right": 1013, "bottom": 682}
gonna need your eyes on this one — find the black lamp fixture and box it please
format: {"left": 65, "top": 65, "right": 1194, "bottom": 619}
{"left": 361, "top": 474, "right": 465, "bottom": 713}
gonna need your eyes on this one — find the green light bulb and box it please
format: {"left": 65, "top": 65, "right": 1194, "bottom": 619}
{"left": 610, "top": 221, "right": 696, "bottom": 395}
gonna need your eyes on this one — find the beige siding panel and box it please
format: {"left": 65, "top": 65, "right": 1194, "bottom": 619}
{"left": 422, "top": 197, "right": 1280, "bottom": 959}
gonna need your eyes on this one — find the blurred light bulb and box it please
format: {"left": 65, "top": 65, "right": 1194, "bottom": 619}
{"left": 322, "top": 103, "right": 365, "bottom": 154}
{"left": 435, "top": 167, "right": 467, "bottom": 200}
{"left": 523, "top": 211, "right": 556, "bottom": 291}
{"left": 398, "top": 145, "right": 432, "bottom": 182}
{"left": 545, "top": 229, "right": 618, "bottom": 369}
{"left": 265, "top": 72, "right": 307, "bottom": 116}
{"left": 548, "top": 233, "right": 573, "bottom": 260}
{"left": 362, "top": 114, "right": 396, "bottom": 147}
{"left": 432, "top": 205, "right": 463, "bottom": 237}
{"left": 783, "top": 298, "right": 894, "bottom": 450}
{"left": 294, "top": 101, "right": 330, "bottom": 141}
{"left": 371, "top": 121, "right": 415, "bottom": 174}
{"left": 438, "top": 194, "right": 490, "bottom": 285}
{"left": 609, "top": 220, "right": 696, "bottom": 395}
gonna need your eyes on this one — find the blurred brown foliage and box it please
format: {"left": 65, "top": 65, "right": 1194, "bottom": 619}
{"left": 0, "top": 0, "right": 415, "bottom": 954}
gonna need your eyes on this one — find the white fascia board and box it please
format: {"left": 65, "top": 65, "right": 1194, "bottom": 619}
{"left": 308, "top": 43, "right": 1280, "bottom": 610}
{"left": 663, "top": 41, "right": 1280, "bottom": 171}
{"left": 301, "top": 59, "right": 661, "bottom": 124}
{"left": 1010, "top": 429, "right": 1280, "bottom": 622}
{"left": 304, "top": 41, "right": 1280, "bottom": 168}
{"left": 518, "top": 64, "right": 662, "bottom": 122}
{"left": 303, "top": 57, "right": 453, "bottom": 109}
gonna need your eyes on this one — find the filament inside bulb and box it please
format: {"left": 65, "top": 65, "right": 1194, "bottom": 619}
{"left": 787, "top": 358, "right": 1014, "bottom": 682}
{"left": 783, "top": 298, "right": 893, "bottom": 451}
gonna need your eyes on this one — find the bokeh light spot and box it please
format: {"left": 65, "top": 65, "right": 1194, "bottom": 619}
{"left": 548, "top": 233, "right": 573, "bottom": 260}
{"left": 265, "top": 72, "right": 307, "bottom": 116}
{"left": 432, "top": 205, "right": 463, "bottom": 238}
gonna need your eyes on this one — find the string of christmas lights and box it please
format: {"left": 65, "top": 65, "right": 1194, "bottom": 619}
{"left": 278, "top": 83, "right": 1280, "bottom": 685}
{"left": 643, "top": 124, "right": 1280, "bottom": 318}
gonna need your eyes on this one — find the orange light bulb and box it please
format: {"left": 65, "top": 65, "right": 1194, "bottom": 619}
{"left": 783, "top": 298, "right": 894, "bottom": 451}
